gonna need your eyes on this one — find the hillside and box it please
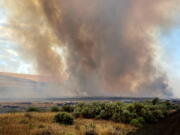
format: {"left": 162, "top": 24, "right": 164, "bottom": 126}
{"left": 0, "top": 72, "right": 54, "bottom": 99}
{"left": 0, "top": 72, "right": 53, "bottom": 82}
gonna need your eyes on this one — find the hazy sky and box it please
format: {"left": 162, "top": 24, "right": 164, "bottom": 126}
{"left": 0, "top": 0, "right": 180, "bottom": 97}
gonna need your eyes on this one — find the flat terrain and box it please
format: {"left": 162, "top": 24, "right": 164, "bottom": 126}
{"left": 0, "top": 112, "right": 134, "bottom": 135}
{"left": 129, "top": 111, "right": 180, "bottom": 135}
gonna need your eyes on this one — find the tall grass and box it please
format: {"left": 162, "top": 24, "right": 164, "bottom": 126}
{"left": 0, "top": 112, "right": 134, "bottom": 135}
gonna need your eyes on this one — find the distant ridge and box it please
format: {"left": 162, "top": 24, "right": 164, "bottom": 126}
{"left": 0, "top": 72, "right": 53, "bottom": 82}
{"left": 0, "top": 72, "right": 57, "bottom": 98}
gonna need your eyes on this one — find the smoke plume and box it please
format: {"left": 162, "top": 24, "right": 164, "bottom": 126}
{"left": 5, "top": 0, "right": 180, "bottom": 97}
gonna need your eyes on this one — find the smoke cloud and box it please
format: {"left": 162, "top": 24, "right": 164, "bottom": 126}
{"left": 4, "top": 0, "right": 180, "bottom": 97}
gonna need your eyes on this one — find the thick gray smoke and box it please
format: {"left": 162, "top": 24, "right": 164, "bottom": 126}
{"left": 4, "top": 0, "right": 180, "bottom": 97}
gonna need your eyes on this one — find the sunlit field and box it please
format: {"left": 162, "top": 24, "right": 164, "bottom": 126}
{"left": 0, "top": 112, "right": 134, "bottom": 135}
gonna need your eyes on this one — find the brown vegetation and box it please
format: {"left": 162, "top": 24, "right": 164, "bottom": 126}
{"left": 0, "top": 112, "right": 134, "bottom": 135}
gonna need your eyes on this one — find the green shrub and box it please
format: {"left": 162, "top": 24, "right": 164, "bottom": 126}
{"left": 62, "top": 105, "right": 74, "bottom": 112}
{"left": 54, "top": 112, "right": 74, "bottom": 125}
{"left": 137, "top": 117, "right": 145, "bottom": 124}
{"left": 130, "top": 119, "right": 143, "bottom": 128}
{"left": 144, "top": 110, "right": 157, "bottom": 123}
{"left": 82, "top": 106, "right": 96, "bottom": 118}
{"left": 98, "top": 110, "right": 112, "bottom": 120}
{"left": 133, "top": 103, "right": 145, "bottom": 114}
{"left": 73, "top": 107, "right": 82, "bottom": 118}
{"left": 112, "top": 112, "right": 121, "bottom": 122}
{"left": 50, "top": 106, "right": 60, "bottom": 112}
{"left": 121, "top": 110, "right": 135, "bottom": 123}
{"left": 127, "top": 104, "right": 134, "bottom": 112}
{"left": 26, "top": 107, "right": 40, "bottom": 112}
{"left": 153, "top": 109, "right": 164, "bottom": 119}
{"left": 70, "top": 101, "right": 178, "bottom": 127}
{"left": 152, "top": 98, "right": 160, "bottom": 105}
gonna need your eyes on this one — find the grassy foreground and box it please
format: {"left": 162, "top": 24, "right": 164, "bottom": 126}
{"left": 0, "top": 99, "right": 179, "bottom": 135}
{"left": 0, "top": 112, "right": 135, "bottom": 135}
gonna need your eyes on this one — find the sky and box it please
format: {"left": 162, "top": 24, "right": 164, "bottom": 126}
{"left": 0, "top": 2, "right": 36, "bottom": 74}
{"left": 0, "top": 0, "right": 180, "bottom": 98}
{"left": 159, "top": 28, "right": 180, "bottom": 97}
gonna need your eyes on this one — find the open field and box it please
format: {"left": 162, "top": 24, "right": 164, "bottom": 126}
{"left": 0, "top": 97, "right": 180, "bottom": 113}
{"left": 0, "top": 112, "right": 134, "bottom": 135}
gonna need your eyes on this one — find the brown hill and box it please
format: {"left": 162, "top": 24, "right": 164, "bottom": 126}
{"left": 0, "top": 72, "right": 53, "bottom": 82}
{"left": 0, "top": 72, "right": 54, "bottom": 98}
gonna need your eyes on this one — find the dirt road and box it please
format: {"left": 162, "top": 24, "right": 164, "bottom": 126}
{"left": 128, "top": 111, "right": 180, "bottom": 135}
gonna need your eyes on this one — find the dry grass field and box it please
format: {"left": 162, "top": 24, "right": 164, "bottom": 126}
{"left": 0, "top": 112, "right": 135, "bottom": 135}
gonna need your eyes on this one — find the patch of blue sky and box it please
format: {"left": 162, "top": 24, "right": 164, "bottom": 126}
{"left": 159, "top": 27, "right": 180, "bottom": 69}
{"left": 159, "top": 27, "right": 180, "bottom": 97}
{"left": 0, "top": 37, "right": 36, "bottom": 74}
{"left": 0, "top": 40, "right": 16, "bottom": 48}
{"left": 0, "top": 35, "right": 27, "bottom": 73}
{"left": 0, "top": 60, "right": 6, "bottom": 65}
{"left": 0, "top": 4, "right": 7, "bottom": 25}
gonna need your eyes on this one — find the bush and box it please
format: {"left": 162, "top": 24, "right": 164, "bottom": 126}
{"left": 152, "top": 98, "right": 160, "bottom": 105}
{"left": 133, "top": 103, "right": 145, "bottom": 114}
{"left": 54, "top": 112, "right": 74, "bottom": 125}
{"left": 73, "top": 107, "right": 82, "bottom": 118}
{"left": 121, "top": 110, "right": 135, "bottom": 123}
{"left": 130, "top": 119, "right": 143, "bottom": 128}
{"left": 26, "top": 107, "right": 40, "bottom": 112}
{"left": 98, "top": 110, "right": 112, "bottom": 120}
{"left": 137, "top": 117, "right": 145, "bottom": 124}
{"left": 69, "top": 101, "right": 178, "bottom": 127}
{"left": 62, "top": 105, "right": 74, "bottom": 112}
{"left": 82, "top": 106, "right": 96, "bottom": 118}
{"left": 50, "top": 106, "right": 60, "bottom": 112}
{"left": 143, "top": 110, "right": 157, "bottom": 123}
{"left": 112, "top": 112, "right": 121, "bottom": 122}
{"left": 152, "top": 109, "right": 164, "bottom": 119}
